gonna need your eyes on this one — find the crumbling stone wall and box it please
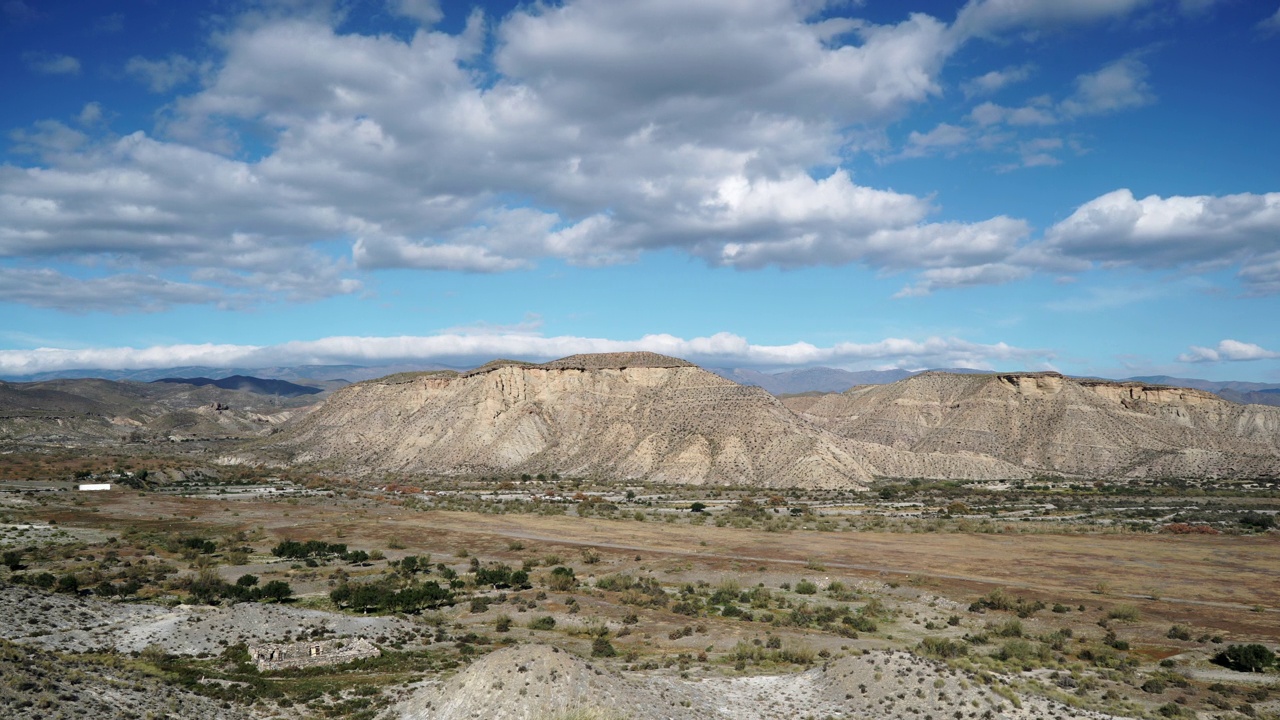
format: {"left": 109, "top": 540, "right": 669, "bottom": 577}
{"left": 248, "top": 637, "right": 379, "bottom": 671}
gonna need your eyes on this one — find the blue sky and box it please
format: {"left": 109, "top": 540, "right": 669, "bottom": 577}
{"left": 1, "top": 0, "right": 1278, "bottom": 380}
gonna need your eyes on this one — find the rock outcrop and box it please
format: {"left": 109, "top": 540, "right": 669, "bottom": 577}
{"left": 795, "top": 371, "right": 1280, "bottom": 478}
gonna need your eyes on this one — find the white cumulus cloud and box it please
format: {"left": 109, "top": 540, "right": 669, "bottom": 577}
{"left": 1177, "top": 340, "right": 1280, "bottom": 363}
{"left": 1042, "top": 189, "right": 1280, "bottom": 293}
{"left": 0, "top": 332, "right": 1055, "bottom": 377}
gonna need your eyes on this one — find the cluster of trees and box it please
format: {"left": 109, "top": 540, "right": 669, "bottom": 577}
{"left": 271, "top": 540, "right": 369, "bottom": 564}
{"left": 474, "top": 562, "right": 530, "bottom": 589}
{"left": 186, "top": 571, "right": 293, "bottom": 604}
{"left": 180, "top": 537, "right": 217, "bottom": 555}
{"left": 1238, "top": 512, "right": 1276, "bottom": 532}
{"left": 330, "top": 580, "right": 453, "bottom": 613}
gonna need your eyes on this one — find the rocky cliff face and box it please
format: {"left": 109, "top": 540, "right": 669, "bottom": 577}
{"left": 794, "top": 371, "right": 1280, "bottom": 478}
{"left": 268, "top": 354, "right": 1027, "bottom": 488}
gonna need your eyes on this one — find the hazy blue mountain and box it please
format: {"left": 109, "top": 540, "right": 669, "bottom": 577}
{"left": 152, "top": 375, "right": 324, "bottom": 397}
{"left": 3, "top": 363, "right": 462, "bottom": 384}
{"left": 707, "top": 367, "right": 989, "bottom": 395}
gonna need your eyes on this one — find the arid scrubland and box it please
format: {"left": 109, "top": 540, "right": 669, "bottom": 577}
{"left": 1, "top": 474, "right": 1278, "bottom": 720}
{"left": 1, "top": 354, "right": 1278, "bottom": 719}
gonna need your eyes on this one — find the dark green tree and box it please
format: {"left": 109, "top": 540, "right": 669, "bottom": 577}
{"left": 1214, "top": 644, "right": 1276, "bottom": 673}
{"left": 259, "top": 580, "right": 294, "bottom": 602}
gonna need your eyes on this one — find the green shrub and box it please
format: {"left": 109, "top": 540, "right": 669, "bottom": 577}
{"left": 55, "top": 574, "right": 79, "bottom": 594}
{"left": 1213, "top": 644, "right": 1276, "bottom": 673}
{"left": 794, "top": 579, "right": 818, "bottom": 595}
{"left": 529, "top": 615, "right": 557, "bottom": 631}
{"left": 548, "top": 566, "right": 577, "bottom": 591}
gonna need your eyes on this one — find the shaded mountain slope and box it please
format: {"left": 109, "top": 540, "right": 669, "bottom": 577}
{"left": 796, "top": 371, "right": 1280, "bottom": 478}
{"left": 0, "top": 377, "right": 314, "bottom": 445}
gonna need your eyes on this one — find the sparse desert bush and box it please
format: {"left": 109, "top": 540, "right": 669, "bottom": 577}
{"left": 529, "top": 615, "right": 557, "bottom": 631}
{"left": 1107, "top": 604, "right": 1140, "bottom": 621}
{"left": 969, "top": 589, "right": 1045, "bottom": 617}
{"left": 920, "top": 636, "right": 969, "bottom": 658}
{"left": 546, "top": 707, "right": 628, "bottom": 720}
{"left": 1156, "top": 701, "right": 1192, "bottom": 717}
{"left": 990, "top": 618, "right": 1023, "bottom": 637}
{"left": 794, "top": 579, "right": 818, "bottom": 595}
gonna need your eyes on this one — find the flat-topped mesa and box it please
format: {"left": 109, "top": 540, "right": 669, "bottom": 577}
{"left": 457, "top": 352, "right": 695, "bottom": 378}
{"left": 1077, "top": 378, "right": 1222, "bottom": 406}
{"left": 799, "top": 370, "right": 1280, "bottom": 479}
{"left": 907, "top": 370, "right": 1226, "bottom": 406}
{"left": 459, "top": 358, "right": 540, "bottom": 378}
{"left": 539, "top": 351, "right": 695, "bottom": 370}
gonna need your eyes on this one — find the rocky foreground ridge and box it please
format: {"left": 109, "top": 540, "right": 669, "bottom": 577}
{"left": 790, "top": 371, "right": 1280, "bottom": 479}
{"left": 266, "top": 353, "right": 1029, "bottom": 488}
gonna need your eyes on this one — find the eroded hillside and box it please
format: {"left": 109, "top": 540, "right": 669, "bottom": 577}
{"left": 794, "top": 371, "right": 1280, "bottom": 478}
{"left": 266, "top": 353, "right": 1027, "bottom": 488}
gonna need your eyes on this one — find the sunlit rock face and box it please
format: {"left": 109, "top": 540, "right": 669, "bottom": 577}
{"left": 797, "top": 371, "right": 1280, "bottom": 479}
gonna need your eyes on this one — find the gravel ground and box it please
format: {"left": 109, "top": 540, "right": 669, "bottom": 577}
{"left": 398, "top": 644, "right": 1136, "bottom": 720}
{"left": 0, "top": 582, "right": 417, "bottom": 654}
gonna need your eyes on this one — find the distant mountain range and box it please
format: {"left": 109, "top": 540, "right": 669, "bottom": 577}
{"left": 2, "top": 363, "right": 460, "bottom": 385}
{"left": 152, "top": 375, "right": 324, "bottom": 398}
{"left": 710, "top": 366, "right": 1018, "bottom": 395}
{"left": 5, "top": 364, "right": 1279, "bottom": 406}
{"left": 5, "top": 354, "right": 1280, "bottom": 482}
